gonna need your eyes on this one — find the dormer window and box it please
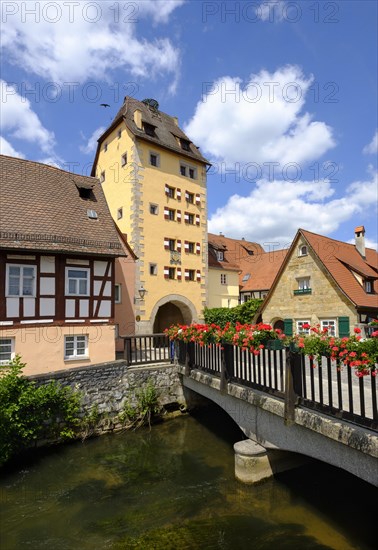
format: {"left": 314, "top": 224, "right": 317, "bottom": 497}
{"left": 242, "top": 273, "right": 251, "bottom": 282}
{"left": 144, "top": 123, "right": 156, "bottom": 137}
{"left": 365, "top": 280, "right": 373, "bottom": 293}
{"left": 180, "top": 139, "right": 191, "bottom": 151}
{"left": 299, "top": 245, "right": 308, "bottom": 256}
{"left": 216, "top": 251, "right": 224, "bottom": 261}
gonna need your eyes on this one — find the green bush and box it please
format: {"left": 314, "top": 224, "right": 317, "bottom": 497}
{"left": 204, "top": 299, "right": 263, "bottom": 328}
{"left": 0, "top": 355, "right": 81, "bottom": 466}
{"left": 119, "top": 379, "right": 160, "bottom": 430}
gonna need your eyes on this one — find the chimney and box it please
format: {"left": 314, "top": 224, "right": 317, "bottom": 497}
{"left": 355, "top": 225, "right": 366, "bottom": 258}
{"left": 133, "top": 109, "right": 142, "bottom": 129}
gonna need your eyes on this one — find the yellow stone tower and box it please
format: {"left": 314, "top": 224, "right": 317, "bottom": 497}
{"left": 92, "top": 97, "right": 209, "bottom": 334}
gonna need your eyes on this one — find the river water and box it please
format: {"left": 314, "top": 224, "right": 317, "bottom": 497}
{"left": 0, "top": 407, "right": 376, "bottom": 550}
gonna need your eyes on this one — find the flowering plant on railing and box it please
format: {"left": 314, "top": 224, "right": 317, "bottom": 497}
{"left": 369, "top": 319, "right": 378, "bottom": 327}
{"left": 165, "top": 322, "right": 285, "bottom": 355}
{"left": 294, "top": 324, "right": 378, "bottom": 377}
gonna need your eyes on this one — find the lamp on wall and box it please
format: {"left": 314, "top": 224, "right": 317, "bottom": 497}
{"left": 134, "top": 285, "right": 146, "bottom": 303}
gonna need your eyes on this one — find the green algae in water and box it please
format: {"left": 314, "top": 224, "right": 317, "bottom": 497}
{"left": 111, "top": 516, "right": 333, "bottom": 550}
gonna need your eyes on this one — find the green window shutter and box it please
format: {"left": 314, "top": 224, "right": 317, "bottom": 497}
{"left": 284, "top": 318, "right": 293, "bottom": 337}
{"left": 338, "top": 316, "right": 350, "bottom": 337}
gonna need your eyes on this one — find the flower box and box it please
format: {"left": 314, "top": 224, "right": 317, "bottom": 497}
{"left": 266, "top": 339, "right": 284, "bottom": 350}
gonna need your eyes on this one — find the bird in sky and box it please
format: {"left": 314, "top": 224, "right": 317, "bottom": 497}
{"left": 100, "top": 103, "right": 110, "bottom": 108}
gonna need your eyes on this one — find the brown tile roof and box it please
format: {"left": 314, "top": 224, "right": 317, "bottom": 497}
{"left": 208, "top": 233, "right": 265, "bottom": 274}
{"left": 96, "top": 96, "right": 210, "bottom": 166}
{"left": 301, "top": 229, "right": 378, "bottom": 308}
{"left": 239, "top": 249, "right": 288, "bottom": 291}
{"left": 0, "top": 155, "right": 125, "bottom": 257}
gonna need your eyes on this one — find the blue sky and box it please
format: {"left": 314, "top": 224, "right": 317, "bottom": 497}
{"left": 1, "top": 0, "right": 377, "bottom": 250}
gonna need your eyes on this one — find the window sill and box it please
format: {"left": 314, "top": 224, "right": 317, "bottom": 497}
{"left": 294, "top": 289, "right": 312, "bottom": 295}
{"left": 64, "top": 356, "right": 89, "bottom": 362}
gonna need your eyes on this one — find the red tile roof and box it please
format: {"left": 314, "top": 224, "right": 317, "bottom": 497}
{"left": 301, "top": 229, "right": 378, "bottom": 308}
{"left": 239, "top": 249, "right": 288, "bottom": 291}
{"left": 208, "top": 233, "right": 264, "bottom": 272}
{"left": 0, "top": 155, "right": 125, "bottom": 257}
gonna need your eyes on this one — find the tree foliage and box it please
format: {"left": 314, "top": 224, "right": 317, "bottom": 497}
{"left": 204, "top": 299, "right": 263, "bottom": 328}
{"left": 0, "top": 356, "right": 81, "bottom": 466}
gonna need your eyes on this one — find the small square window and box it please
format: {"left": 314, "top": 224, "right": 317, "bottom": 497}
{"left": 115, "top": 284, "right": 121, "bottom": 303}
{"left": 187, "top": 269, "right": 195, "bottom": 281}
{"left": 0, "top": 338, "right": 15, "bottom": 364}
{"left": 187, "top": 213, "right": 194, "bottom": 225}
{"left": 150, "top": 204, "right": 158, "bottom": 215}
{"left": 65, "top": 268, "right": 90, "bottom": 296}
{"left": 189, "top": 168, "right": 195, "bottom": 179}
{"left": 150, "top": 264, "right": 158, "bottom": 276}
{"left": 180, "top": 139, "right": 191, "bottom": 151}
{"left": 216, "top": 251, "right": 224, "bottom": 261}
{"left": 180, "top": 165, "right": 186, "bottom": 176}
{"left": 321, "top": 320, "right": 336, "bottom": 336}
{"left": 144, "top": 123, "right": 156, "bottom": 137}
{"left": 188, "top": 242, "right": 195, "bottom": 254}
{"left": 167, "top": 209, "right": 175, "bottom": 221}
{"left": 64, "top": 335, "right": 88, "bottom": 360}
{"left": 150, "top": 153, "right": 160, "bottom": 167}
{"left": 298, "top": 277, "right": 311, "bottom": 290}
{"left": 365, "top": 280, "right": 373, "bottom": 293}
{"left": 117, "top": 207, "right": 123, "bottom": 220}
{"left": 121, "top": 153, "right": 127, "bottom": 166}
{"left": 297, "top": 320, "right": 310, "bottom": 335}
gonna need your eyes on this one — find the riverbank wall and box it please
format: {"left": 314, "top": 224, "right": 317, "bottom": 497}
{"left": 28, "top": 359, "right": 187, "bottom": 437}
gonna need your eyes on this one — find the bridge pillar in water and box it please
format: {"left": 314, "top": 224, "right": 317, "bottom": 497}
{"left": 234, "top": 440, "right": 309, "bottom": 484}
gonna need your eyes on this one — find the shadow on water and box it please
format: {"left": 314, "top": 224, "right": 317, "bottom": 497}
{"left": 0, "top": 406, "right": 376, "bottom": 550}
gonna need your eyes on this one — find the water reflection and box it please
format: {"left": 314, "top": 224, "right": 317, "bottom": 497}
{"left": 0, "top": 408, "right": 375, "bottom": 550}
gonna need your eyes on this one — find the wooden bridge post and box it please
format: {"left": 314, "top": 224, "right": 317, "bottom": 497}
{"left": 124, "top": 337, "right": 132, "bottom": 367}
{"left": 185, "top": 342, "right": 194, "bottom": 376}
{"left": 284, "top": 349, "right": 302, "bottom": 425}
{"left": 220, "top": 344, "right": 233, "bottom": 394}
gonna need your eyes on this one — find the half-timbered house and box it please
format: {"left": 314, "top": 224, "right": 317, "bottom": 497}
{"left": 0, "top": 155, "right": 127, "bottom": 375}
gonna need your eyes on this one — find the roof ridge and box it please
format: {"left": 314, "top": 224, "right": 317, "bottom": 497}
{"left": 300, "top": 227, "right": 377, "bottom": 251}
{"left": 0, "top": 154, "right": 98, "bottom": 180}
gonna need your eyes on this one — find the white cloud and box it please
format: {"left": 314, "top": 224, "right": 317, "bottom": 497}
{"left": 0, "top": 80, "right": 55, "bottom": 153}
{"left": 208, "top": 171, "right": 378, "bottom": 246}
{"left": 1, "top": 1, "right": 183, "bottom": 91}
{"left": 258, "top": 1, "right": 287, "bottom": 22}
{"left": 185, "top": 66, "right": 335, "bottom": 168}
{"left": 363, "top": 131, "right": 378, "bottom": 155}
{"left": 0, "top": 136, "right": 25, "bottom": 158}
{"left": 80, "top": 126, "right": 107, "bottom": 155}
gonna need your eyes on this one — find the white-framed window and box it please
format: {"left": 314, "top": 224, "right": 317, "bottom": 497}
{"left": 150, "top": 152, "right": 160, "bottom": 167}
{"left": 364, "top": 280, "right": 373, "bottom": 293}
{"left": 64, "top": 335, "right": 88, "bottom": 360}
{"left": 6, "top": 264, "right": 36, "bottom": 297}
{"left": 65, "top": 267, "right": 90, "bottom": 296}
{"left": 216, "top": 251, "right": 224, "bottom": 261}
{"left": 117, "top": 207, "right": 123, "bottom": 220}
{"left": 296, "top": 320, "right": 311, "bottom": 335}
{"left": 221, "top": 273, "right": 227, "bottom": 285}
{"left": 115, "top": 284, "right": 121, "bottom": 304}
{"left": 0, "top": 338, "right": 15, "bottom": 364}
{"left": 321, "top": 320, "right": 336, "bottom": 336}
{"left": 298, "top": 245, "right": 308, "bottom": 256}
{"left": 298, "top": 277, "right": 311, "bottom": 290}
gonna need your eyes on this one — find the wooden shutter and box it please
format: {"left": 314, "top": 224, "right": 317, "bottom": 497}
{"left": 284, "top": 319, "right": 293, "bottom": 337}
{"left": 338, "top": 317, "right": 350, "bottom": 337}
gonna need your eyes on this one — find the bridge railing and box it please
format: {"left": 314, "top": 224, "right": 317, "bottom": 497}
{"left": 176, "top": 341, "right": 377, "bottom": 431}
{"left": 122, "top": 333, "right": 171, "bottom": 366}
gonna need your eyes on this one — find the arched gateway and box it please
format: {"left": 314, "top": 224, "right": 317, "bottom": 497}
{"left": 151, "top": 295, "right": 197, "bottom": 333}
